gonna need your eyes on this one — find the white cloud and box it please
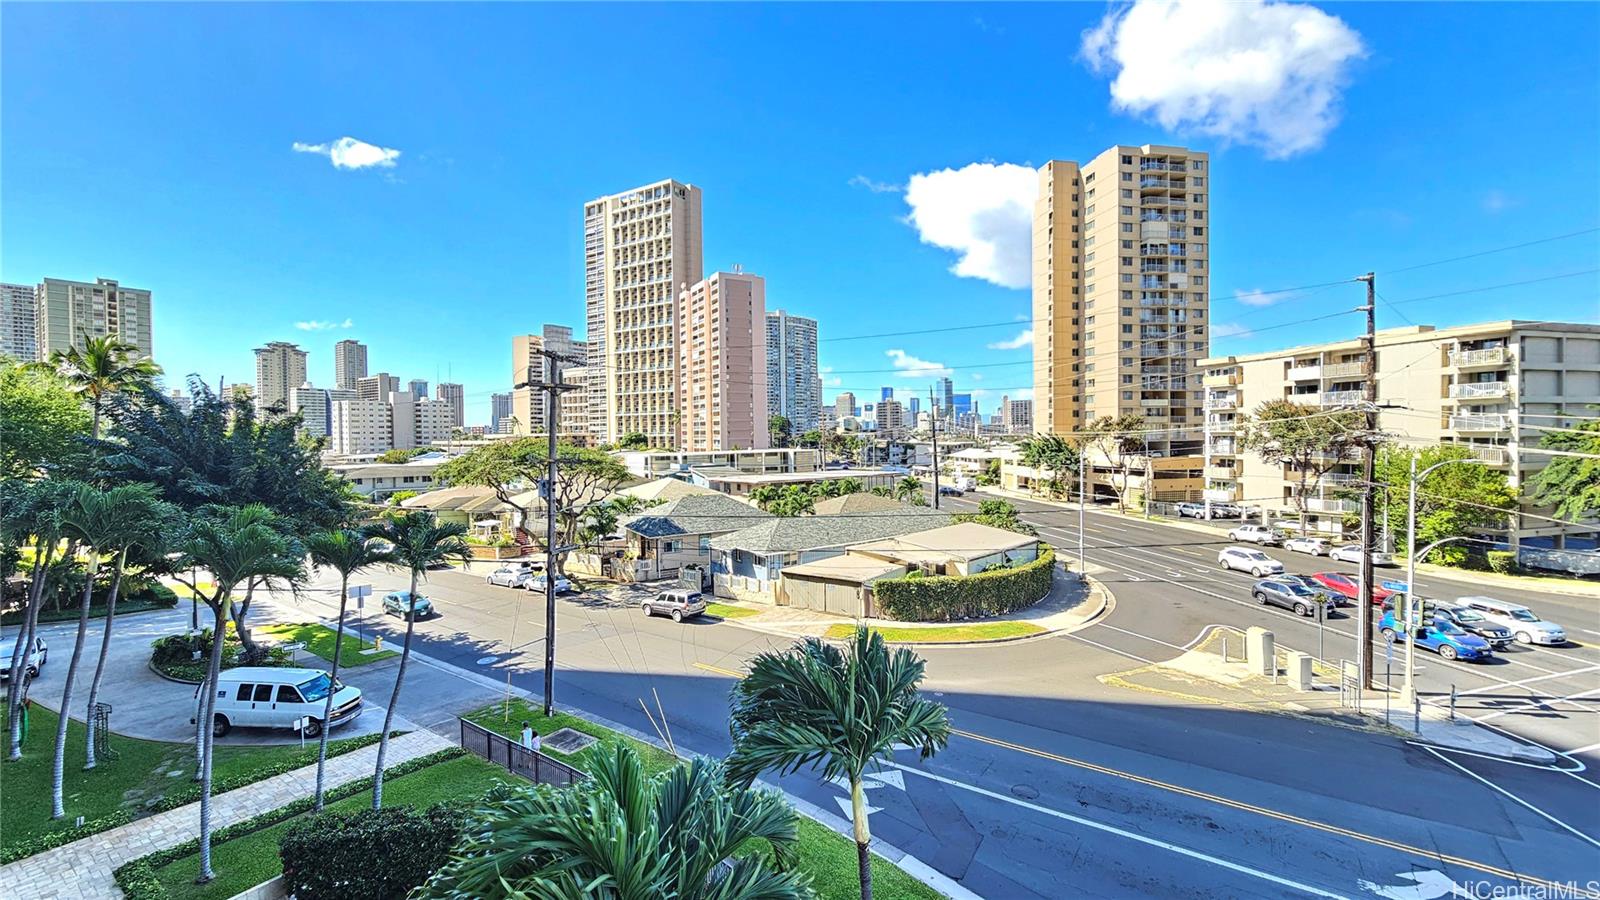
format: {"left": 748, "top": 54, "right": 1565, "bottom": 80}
{"left": 902, "top": 162, "right": 1036, "bottom": 288}
{"left": 820, "top": 365, "right": 843, "bottom": 387}
{"left": 295, "top": 318, "right": 354, "bottom": 332}
{"left": 1212, "top": 322, "right": 1255, "bottom": 338}
{"left": 987, "top": 328, "right": 1034, "bottom": 350}
{"left": 1233, "top": 288, "right": 1282, "bottom": 308}
{"left": 293, "top": 136, "right": 402, "bottom": 170}
{"left": 884, "top": 349, "right": 953, "bottom": 380}
{"left": 1081, "top": 0, "right": 1366, "bottom": 158}
{"left": 848, "top": 175, "right": 902, "bottom": 194}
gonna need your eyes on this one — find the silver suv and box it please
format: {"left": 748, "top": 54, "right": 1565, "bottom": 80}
{"left": 1228, "top": 524, "right": 1285, "bottom": 546}
{"left": 642, "top": 589, "right": 707, "bottom": 623}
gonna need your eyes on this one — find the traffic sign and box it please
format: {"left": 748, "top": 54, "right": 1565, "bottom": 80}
{"left": 1381, "top": 580, "right": 1409, "bottom": 592}
{"left": 348, "top": 583, "right": 372, "bottom": 599}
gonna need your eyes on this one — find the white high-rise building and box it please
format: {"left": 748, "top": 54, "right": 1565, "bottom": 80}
{"left": 490, "top": 392, "right": 513, "bottom": 433}
{"left": 357, "top": 373, "right": 399, "bottom": 403}
{"left": 584, "top": 179, "right": 703, "bottom": 446}
{"left": 1000, "top": 396, "right": 1034, "bottom": 434}
{"left": 35, "top": 277, "right": 154, "bottom": 360}
{"left": 333, "top": 340, "right": 367, "bottom": 390}
{"left": 1, "top": 283, "right": 38, "bottom": 362}
{"left": 254, "top": 341, "right": 308, "bottom": 417}
{"left": 766, "top": 309, "right": 821, "bottom": 433}
{"left": 436, "top": 382, "right": 464, "bottom": 428}
{"left": 330, "top": 398, "right": 390, "bottom": 456}
{"left": 291, "top": 384, "right": 357, "bottom": 439}
{"left": 512, "top": 325, "right": 587, "bottom": 435}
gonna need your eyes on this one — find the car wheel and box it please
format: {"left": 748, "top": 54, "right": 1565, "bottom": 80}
{"left": 26, "top": 665, "right": 38, "bottom": 677}
{"left": 1254, "top": 592, "right": 1267, "bottom": 605}
{"left": 212, "top": 715, "right": 232, "bottom": 738}
{"left": 1293, "top": 602, "right": 1308, "bottom": 617}
{"left": 1251, "top": 567, "right": 1264, "bottom": 577}
{"left": 1381, "top": 628, "right": 1396, "bottom": 641}
{"left": 642, "top": 604, "right": 654, "bottom": 617}
{"left": 671, "top": 609, "right": 683, "bottom": 623}
{"left": 303, "top": 718, "right": 324, "bottom": 738}
{"left": 1514, "top": 631, "right": 1532, "bottom": 644}
{"left": 1439, "top": 645, "right": 1458, "bottom": 661}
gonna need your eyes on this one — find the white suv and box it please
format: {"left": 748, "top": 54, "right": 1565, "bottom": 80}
{"left": 1219, "top": 547, "right": 1286, "bottom": 577}
{"left": 1459, "top": 597, "right": 1567, "bottom": 646}
{"left": 1229, "top": 524, "right": 1284, "bottom": 546}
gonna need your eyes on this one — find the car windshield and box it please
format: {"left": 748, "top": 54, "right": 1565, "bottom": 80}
{"left": 1244, "top": 551, "right": 1269, "bottom": 561}
{"left": 1506, "top": 609, "right": 1538, "bottom": 622}
{"left": 1433, "top": 622, "right": 1465, "bottom": 636}
{"left": 297, "top": 674, "right": 339, "bottom": 702}
{"left": 1453, "top": 609, "right": 1486, "bottom": 623}
{"left": 1280, "top": 583, "right": 1314, "bottom": 595}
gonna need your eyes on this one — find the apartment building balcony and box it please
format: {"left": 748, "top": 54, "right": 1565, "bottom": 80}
{"left": 1205, "top": 465, "right": 1237, "bottom": 480}
{"left": 1449, "top": 413, "right": 1511, "bottom": 432}
{"left": 1203, "top": 372, "right": 1240, "bottom": 387}
{"left": 1449, "top": 346, "right": 1509, "bottom": 368}
{"left": 1322, "top": 361, "right": 1370, "bottom": 379}
{"left": 1139, "top": 177, "right": 1172, "bottom": 190}
{"left": 1463, "top": 445, "right": 1510, "bottom": 466}
{"left": 1305, "top": 497, "right": 1358, "bottom": 514}
{"left": 1320, "top": 472, "right": 1360, "bottom": 486}
{"left": 1287, "top": 364, "right": 1321, "bottom": 381}
{"left": 1138, "top": 296, "right": 1177, "bottom": 307}
{"left": 1449, "top": 382, "right": 1511, "bottom": 400}
{"left": 1140, "top": 224, "right": 1185, "bottom": 241}
{"left": 1208, "top": 438, "right": 1238, "bottom": 455}
{"left": 1140, "top": 329, "right": 1176, "bottom": 341}
{"left": 1141, "top": 276, "right": 1169, "bottom": 289}
{"left": 1140, "top": 262, "right": 1170, "bottom": 273}
{"left": 1207, "top": 416, "right": 1237, "bottom": 431}
{"left": 1140, "top": 160, "right": 1183, "bottom": 172}
{"left": 1321, "top": 390, "right": 1364, "bottom": 406}
{"left": 1140, "top": 344, "right": 1173, "bottom": 358}
{"left": 1204, "top": 395, "right": 1238, "bottom": 410}
{"left": 1204, "top": 487, "right": 1239, "bottom": 502}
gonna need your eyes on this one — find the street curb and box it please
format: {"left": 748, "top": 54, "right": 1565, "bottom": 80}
{"left": 1410, "top": 564, "right": 1600, "bottom": 599}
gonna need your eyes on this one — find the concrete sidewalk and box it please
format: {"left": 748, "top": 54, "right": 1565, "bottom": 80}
{"left": 0, "top": 729, "right": 453, "bottom": 900}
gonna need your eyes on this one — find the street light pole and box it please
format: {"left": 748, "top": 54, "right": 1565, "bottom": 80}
{"left": 1400, "top": 455, "right": 1488, "bottom": 706}
{"left": 1078, "top": 459, "right": 1087, "bottom": 579}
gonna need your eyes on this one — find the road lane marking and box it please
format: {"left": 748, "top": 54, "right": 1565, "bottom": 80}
{"left": 1569, "top": 741, "right": 1600, "bottom": 756}
{"left": 949, "top": 728, "right": 1578, "bottom": 890}
{"left": 692, "top": 661, "right": 745, "bottom": 678}
{"left": 1423, "top": 747, "right": 1600, "bottom": 852}
{"left": 1095, "top": 622, "right": 1187, "bottom": 652}
{"left": 1470, "top": 686, "right": 1600, "bottom": 722}
{"left": 1447, "top": 664, "right": 1600, "bottom": 698}
{"left": 884, "top": 759, "right": 1348, "bottom": 899}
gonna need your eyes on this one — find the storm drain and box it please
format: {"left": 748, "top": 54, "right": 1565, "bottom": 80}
{"left": 544, "top": 728, "right": 598, "bottom": 754}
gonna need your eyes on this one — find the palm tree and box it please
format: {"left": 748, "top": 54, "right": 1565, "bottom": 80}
{"left": 893, "top": 476, "right": 922, "bottom": 503}
{"left": 45, "top": 333, "right": 161, "bottom": 441}
{"left": 420, "top": 744, "right": 812, "bottom": 899}
{"left": 174, "top": 505, "right": 305, "bottom": 883}
{"left": 4, "top": 479, "right": 74, "bottom": 760}
{"left": 304, "top": 529, "right": 392, "bottom": 810}
{"left": 362, "top": 511, "right": 468, "bottom": 809}
{"left": 750, "top": 485, "right": 783, "bottom": 512}
{"left": 728, "top": 628, "right": 951, "bottom": 900}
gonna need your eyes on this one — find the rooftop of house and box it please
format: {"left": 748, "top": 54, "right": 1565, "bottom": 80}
{"left": 850, "top": 521, "right": 1039, "bottom": 563}
{"left": 622, "top": 492, "right": 770, "bottom": 538}
{"left": 778, "top": 554, "right": 909, "bottom": 584}
{"left": 690, "top": 467, "right": 901, "bottom": 485}
{"left": 615, "top": 477, "right": 722, "bottom": 504}
{"left": 710, "top": 502, "right": 949, "bottom": 555}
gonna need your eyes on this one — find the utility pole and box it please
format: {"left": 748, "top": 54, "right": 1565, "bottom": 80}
{"left": 929, "top": 387, "right": 941, "bottom": 510}
{"left": 1354, "top": 272, "right": 1378, "bottom": 690}
{"left": 1078, "top": 456, "right": 1087, "bottom": 579}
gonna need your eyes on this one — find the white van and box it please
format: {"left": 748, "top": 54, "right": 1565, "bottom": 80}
{"left": 197, "top": 667, "right": 363, "bottom": 738}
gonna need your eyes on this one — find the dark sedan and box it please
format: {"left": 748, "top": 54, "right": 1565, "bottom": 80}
{"left": 1253, "top": 578, "right": 1339, "bottom": 618}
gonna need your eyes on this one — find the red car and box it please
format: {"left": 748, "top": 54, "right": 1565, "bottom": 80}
{"left": 1311, "top": 572, "right": 1394, "bottom": 606}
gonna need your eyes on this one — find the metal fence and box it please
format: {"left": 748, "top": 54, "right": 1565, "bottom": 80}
{"left": 459, "top": 718, "right": 587, "bottom": 787}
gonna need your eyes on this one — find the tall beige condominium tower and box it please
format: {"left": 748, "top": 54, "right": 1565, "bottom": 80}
{"left": 584, "top": 179, "right": 703, "bottom": 446}
{"left": 1, "top": 283, "right": 38, "bottom": 362}
{"left": 357, "top": 373, "right": 399, "bottom": 403}
{"left": 253, "top": 341, "right": 308, "bottom": 416}
{"left": 512, "top": 324, "right": 588, "bottom": 436}
{"left": 35, "top": 277, "right": 154, "bottom": 360}
{"left": 677, "top": 271, "right": 768, "bottom": 452}
{"left": 333, "top": 339, "right": 367, "bottom": 390}
{"left": 436, "top": 383, "right": 464, "bottom": 427}
{"left": 1032, "top": 145, "right": 1210, "bottom": 457}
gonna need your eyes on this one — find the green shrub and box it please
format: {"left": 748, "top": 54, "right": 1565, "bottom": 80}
{"left": 876, "top": 546, "right": 1054, "bottom": 622}
{"left": 1486, "top": 550, "right": 1517, "bottom": 574}
{"left": 281, "top": 804, "right": 465, "bottom": 900}
{"left": 150, "top": 626, "right": 291, "bottom": 682}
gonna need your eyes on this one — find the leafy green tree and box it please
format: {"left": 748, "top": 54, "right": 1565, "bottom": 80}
{"left": 1239, "top": 400, "right": 1367, "bottom": 534}
{"left": 799, "top": 428, "right": 823, "bottom": 449}
{"left": 361, "top": 511, "right": 469, "bottom": 808}
{"left": 1082, "top": 414, "right": 1150, "bottom": 512}
{"left": 577, "top": 494, "right": 653, "bottom": 546}
{"left": 617, "top": 431, "right": 650, "bottom": 450}
{"left": 952, "top": 498, "right": 1038, "bottom": 536}
{"left": 304, "top": 529, "right": 393, "bottom": 809}
{"left": 728, "top": 628, "right": 951, "bottom": 900}
{"left": 770, "top": 414, "right": 793, "bottom": 448}
{"left": 376, "top": 447, "right": 437, "bottom": 464}
{"left": 0, "top": 363, "right": 92, "bottom": 479}
{"left": 422, "top": 745, "right": 811, "bottom": 899}
{"left": 387, "top": 489, "right": 419, "bottom": 505}
{"left": 4, "top": 479, "right": 82, "bottom": 760}
{"left": 41, "top": 333, "right": 160, "bottom": 441}
{"left": 1375, "top": 445, "right": 1517, "bottom": 565}
{"left": 1526, "top": 414, "right": 1600, "bottom": 522}
{"left": 976, "top": 458, "right": 1001, "bottom": 486}
{"left": 894, "top": 476, "right": 923, "bottom": 503}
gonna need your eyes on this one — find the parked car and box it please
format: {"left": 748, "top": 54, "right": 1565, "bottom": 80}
{"left": 938, "top": 485, "right": 965, "bottom": 497}
{"left": 1284, "top": 537, "right": 1331, "bottom": 556}
{"left": 1175, "top": 502, "right": 1206, "bottom": 519}
{"left": 1458, "top": 597, "right": 1566, "bottom": 646}
{"left": 1278, "top": 574, "right": 1341, "bottom": 606}
{"left": 641, "top": 588, "right": 707, "bottom": 623}
{"left": 485, "top": 564, "right": 538, "bottom": 588}
{"left": 1328, "top": 544, "right": 1396, "bottom": 566}
{"left": 1393, "top": 601, "right": 1513, "bottom": 650}
{"left": 0, "top": 635, "right": 46, "bottom": 681}
{"left": 1228, "top": 524, "right": 1284, "bottom": 546}
{"left": 1218, "top": 547, "right": 1285, "bottom": 577}
{"left": 1379, "top": 613, "right": 1493, "bottom": 662}
{"left": 382, "top": 590, "right": 435, "bottom": 620}
{"left": 1253, "top": 578, "right": 1338, "bottom": 618}
{"left": 1309, "top": 571, "right": 1394, "bottom": 606}
{"left": 528, "top": 574, "right": 573, "bottom": 594}
{"left": 197, "top": 666, "right": 363, "bottom": 738}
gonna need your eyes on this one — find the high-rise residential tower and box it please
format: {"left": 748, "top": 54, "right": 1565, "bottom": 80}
{"left": 834, "top": 391, "right": 856, "bottom": 422}
{"left": 35, "top": 277, "right": 153, "bottom": 360}
{"left": 408, "top": 379, "right": 429, "bottom": 400}
{"left": 512, "top": 325, "right": 587, "bottom": 436}
{"left": 1032, "top": 144, "right": 1210, "bottom": 457}
{"left": 678, "top": 271, "right": 768, "bottom": 451}
{"left": 938, "top": 377, "right": 954, "bottom": 417}
{"left": 356, "top": 373, "right": 399, "bottom": 403}
{"left": 1, "top": 283, "right": 37, "bottom": 362}
{"left": 333, "top": 339, "right": 367, "bottom": 390}
{"left": 436, "top": 382, "right": 464, "bottom": 427}
{"left": 765, "top": 309, "right": 821, "bottom": 433}
{"left": 490, "top": 392, "right": 513, "bottom": 433}
{"left": 583, "top": 179, "right": 703, "bottom": 446}
{"left": 253, "top": 341, "right": 308, "bottom": 416}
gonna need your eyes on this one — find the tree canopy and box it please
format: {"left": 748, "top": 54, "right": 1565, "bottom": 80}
{"left": 0, "top": 362, "right": 91, "bottom": 480}
{"left": 952, "top": 498, "right": 1037, "bottom": 535}
{"left": 1239, "top": 400, "right": 1367, "bottom": 531}
{"left": 1526, "top": 415, "right": 1600, "bottom": 522}
{"left": 1375, "top": 445, "right": 1517, "bottom": 564}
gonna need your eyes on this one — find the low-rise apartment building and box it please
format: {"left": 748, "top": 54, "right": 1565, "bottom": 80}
{"left": 618, "top": 448, "right": 823, "bottom": 479}
{"left": 1200, "top": 321, "right": 1600, "bottom": 550}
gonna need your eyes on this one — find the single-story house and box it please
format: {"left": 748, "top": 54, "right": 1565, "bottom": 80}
{"left": 849, "top": 521, "right": 1039, "bottom": 577}
{"left": 685, "top": 466, "right": 900, "bottom": 497}
{"left": 614, "top": 477, "right": 722, "bottom": 504}
{"left": 619, "top": 493, "right": 772, "bottom": 581}
{"left": 330, "top": 459, "right": 445, "bottom": 500}
{"left": 400, "top": 486, "right": 539, "bottom": 539}
{"left": 774, "top": 555, "right": 910, "bottom": 618}
{"left": 709, "top": 497, "right": 948, "bottom": 602}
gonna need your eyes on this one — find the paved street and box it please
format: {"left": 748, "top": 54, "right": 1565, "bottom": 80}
{"left": 266, "top": 501, "right": 1600, "bottom": 900}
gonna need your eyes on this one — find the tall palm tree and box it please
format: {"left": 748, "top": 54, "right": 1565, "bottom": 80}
{"left": 45, "top": 333, "right": 161, "bottom": 441}
{"left": 728, "top": 628, "right": 951, "bottom": 900}
{"left": 420, "top": 744, "right": 812, "bottom": 899}
{"left": 362, "top": 511, "right": 468, "bottom": 808}
{"left": 4, "top": 479, "right": 78, "bottom": 760}
{"left": 893, "top": 476, "right": 922, "bottom": 502}
{"left": 303, "top": 529, "right": 392, "bottom": 809}
{"left": 174, "top": 505, "right": 305, "bottom": 883}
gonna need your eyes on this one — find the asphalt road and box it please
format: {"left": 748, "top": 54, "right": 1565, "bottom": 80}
{"left": 274, "top": 521, "right": 1600, "bottom": 900}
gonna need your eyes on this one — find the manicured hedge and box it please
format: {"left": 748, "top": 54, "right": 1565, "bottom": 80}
{"left": 876, "top": 546, "right": 1054, "bottom": 622}
{"left": 1, "top": 583, "right": 179, "bottom": 626}
{"left": 1486, "top": 550, "right": 1517, "bottom": 574}
{"left": 280, "top": 803, "right": 465, "bottom": 899}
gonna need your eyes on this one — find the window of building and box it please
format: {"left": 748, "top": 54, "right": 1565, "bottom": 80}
{"left": 1123, "top": 391, "right": 1134, "bottom": 400}
{"left": 1193, "top": 276, "right": 1205, "bottom": 286}
{"left": 1121, "top": 189, "right": 1133, "bottom": 199}
{"left": 1122, "top": 324, "right": 1133, "bottom": 333}
{"left": 1085, "top": 204, "right": 1096, "bottom": 216}
{"left": 1120, "top": 206, "right": 1132, "bottom": 215}
{"left": 1121, "top": 290, "right": 1133, "bottom": 299}
{"left": 1122, "top": 172, "right": 1132, "bottom": 181}
{"left": 1193, "top": 194, "right": 1205, "bottom": 204}
{"left": 1191, "top": 160, "right": 1204, "bottom": 170}
{"left": 1121, "top": 222, "right": 1133, "bottom": 233}
{"left": 1192, "top": 177, "right": 1205, "bottom": 187}
{"left": 1122, "top": 240, "right": 1133, "bottom": 249}
{"left": 1121, "top": 274, "right": 1133, "bottom": 283}
{"left": 1072, "top": 239, "right": 1080, "bottom": 248}
{"left": 1194, "top": 211, "right": 1204, "bottom": 220}
{"left": 1085, "top": 172, "right": 1095, "bottom": 183}
{"left": 1121, "top": 155, "right": 1132, "bottom": 164}
{"left": 1121, "top": 257, "right": 1133, "bottom": 266}
{"left": 1085, "top": 189, "right": 1095, "bottom": 199}
{"left": 1194, "top": 227, "right": 1204, "bottom": 236}
{"left": 1121, "top": 341, "right": 1133, "bottom": 349}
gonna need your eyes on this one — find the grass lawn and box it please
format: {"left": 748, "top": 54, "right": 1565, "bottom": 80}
{"left": 164, "top": 581, "right": 217, "bottom": 600}
{"left": 149, "top": 755, "right": 511, "bottom": 900}
{"left": 824, "top": 621, "right": 1045, "bottom": 643}
{"left": 463, "top": 698, "right": 679, "bottom": 776}
{"left": 260, "top": 622, "right": 397, "bottom": 667}
{"left": 0, "top": 704, "right": 378, "bottom": 858}
{"left": 706, "top": 601, "right": 761, "bottom": 619}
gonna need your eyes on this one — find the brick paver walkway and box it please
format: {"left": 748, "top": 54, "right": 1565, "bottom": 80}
{"left": 0, "top": 729, "right": 454, "bottom": 899}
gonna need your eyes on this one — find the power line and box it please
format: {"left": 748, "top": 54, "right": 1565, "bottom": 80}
{"left": 1378, "top": 226, "right": 1600, "bottom": 277}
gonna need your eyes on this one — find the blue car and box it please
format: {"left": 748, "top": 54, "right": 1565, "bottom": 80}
{"left": 1379, "top": 611, "right": 1493, "bottom": 662}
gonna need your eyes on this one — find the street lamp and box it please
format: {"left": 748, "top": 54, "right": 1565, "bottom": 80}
{"left": 1399, "top": 455, "right": 1488, "bottom": 706}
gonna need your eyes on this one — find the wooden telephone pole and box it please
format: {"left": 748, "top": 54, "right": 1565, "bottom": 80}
{"left": 1354, "top": 272, "right": 1378, "bottom": 690}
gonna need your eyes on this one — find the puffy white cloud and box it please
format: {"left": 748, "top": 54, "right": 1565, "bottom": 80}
{"left": 1211, "top": 322, "right": 1255, "bottom": 338}
{"left": 987, "top": 328, "right": 1034, "bottom": 350}
{"left": 1081, "top": 0, "right": 1366, "bottom": 158}
{"left": 1233, "top": 288, "right": 1281, "bottom": 308}
{"left": 295, "top": 318, "right": 354, "bottom": 332}
{"left": 885, "top": 349, "right": 953, "bottom": 380}
{"left": 293, "top": 136, "right": 402, "bottom": 170}
{"left": 902, "top": 162, "right": 1036, "bottom": 289}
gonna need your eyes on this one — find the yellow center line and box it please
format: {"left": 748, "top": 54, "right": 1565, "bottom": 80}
{"left": 693, "top": 661, "right": 746, "bottom": 678}
{"left": 952, "top": 728, "right": 1569, "bottom": 890}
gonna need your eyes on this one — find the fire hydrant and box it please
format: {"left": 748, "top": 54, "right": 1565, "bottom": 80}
{"left": 373, "top": 635, "right": 383, "bottom": 652}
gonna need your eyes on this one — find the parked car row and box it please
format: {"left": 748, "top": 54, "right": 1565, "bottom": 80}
{"left": 484, "top": 562, "right": 574, "bottom": 595}
{"left": 1176, "top": 502, "right": 1244, "bottom": 520}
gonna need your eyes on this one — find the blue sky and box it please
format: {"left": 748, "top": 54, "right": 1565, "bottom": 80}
{"left": 4, "top": 1, "right": 1598, "bottom": 425}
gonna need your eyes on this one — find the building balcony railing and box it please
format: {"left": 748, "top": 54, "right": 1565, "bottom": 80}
{"left": 1449, "top": 382, "right": 1510, "bottom": 400}
{"left": 1139, "top": 177, "right": 1172, "bottom": 189}
{"left": 1320, "top": 472, "right": 1359, "bottom": 485}
{"left": 1204, "top": 395, "right": 1238, "bottom": 410}
{"left": 1449, "top": 413, "right": 1510, "bottom": 432}
{"left": 1449, "top": 347, "right": 1509, "bottom": 368}
{"left": 1202, "top": 372, "right": 1240, "bottom": 387}
{"left": 1464, "top": 445, "right": 1510, "bottom": 465}
{"left": 1204, "top": 487, "right": 1239, "bottom": 502}
{"left": 1209, "top": 440, "right": 1237, "bottom": 455}
{"left": 1306, "top": 498, "right": 1358, "bottom": 514}
{"left": 1140, "top": 224, "right": 1185, "bottom": 241}
{"left": 1321, "top": 361, "right": 1369, "bottom": 378}
{"left": 1140, "top": 160, "right": 1183, "bottom": 172}
{"left": 1204, "top": 465, "right": 1236, "bottom": 480}
{"left": 1140, "top": 345, "right": 1173, "bottom": 357}
{"left": 1138, "top": 296, "right": 1177, "bottom": 307}
{"left": 1140, "top": 262, "right": 1170, "bottom": 273}
{"left": 1287, "top": 365, "right": 1322, "bottom": 381}
{"left": 1207, "top": 416, "right": 1237, "bottom": 430}
{"left": 1321, "top": 390, "right": 1364, "bottom": 406}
